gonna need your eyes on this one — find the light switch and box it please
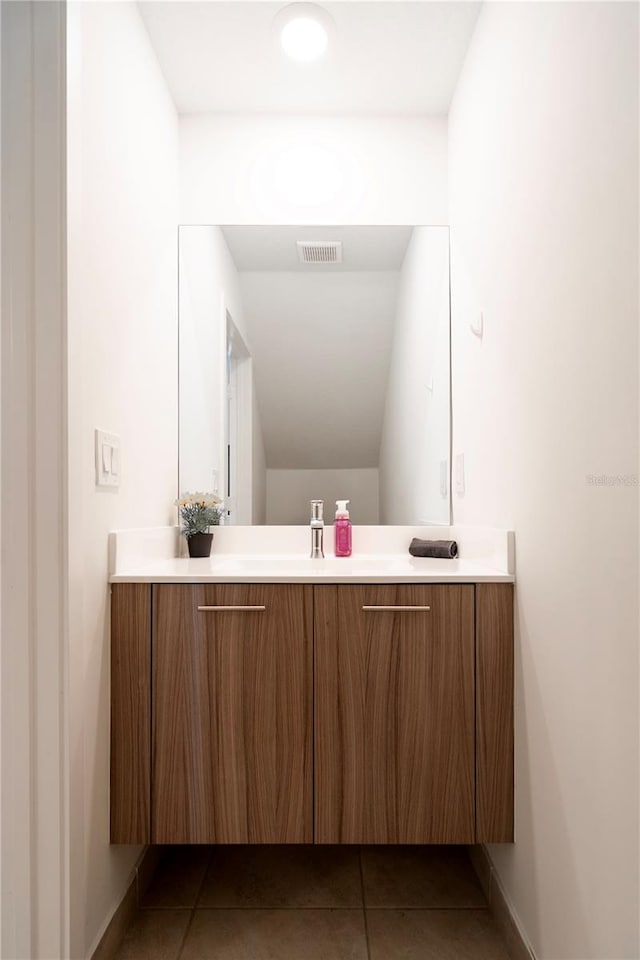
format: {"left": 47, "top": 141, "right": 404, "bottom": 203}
{"left": 95, "top": 429, "right": 120, "bottom": 489}
{"left": 455, "top": 453, "right": 465, "bottom": 496}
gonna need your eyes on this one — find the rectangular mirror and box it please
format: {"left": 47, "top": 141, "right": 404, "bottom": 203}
{"left": 179, "top": 225, "right": 451, "bottom": 525}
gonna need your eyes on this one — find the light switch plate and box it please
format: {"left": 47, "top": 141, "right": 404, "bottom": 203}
{"left": 95, "top": 429, "right": 120, "bottom": 489}
{"left": 455, "top": 453, "right": 465, "bottom": 496}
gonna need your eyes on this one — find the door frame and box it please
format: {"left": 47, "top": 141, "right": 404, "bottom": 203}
{"left": 1, "top": 3, "right": 70, "bottom": 957}
{"left": 225, "top": 312, "right": 254, "bottom": 524}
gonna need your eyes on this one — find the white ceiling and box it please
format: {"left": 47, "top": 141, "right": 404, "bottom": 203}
{"left": 240, "top": 270, "right": 399, "bottom": 469}
{"left": 222, "top": 224, "right": 413, "bottom": 271}
{"left": 139, "top": 2, "right": 481, "bottom": 115}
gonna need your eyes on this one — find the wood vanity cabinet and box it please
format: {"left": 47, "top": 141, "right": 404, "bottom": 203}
{"left": 110, "top": 581, "right": 513, "bottom": 846}
{"left": 111, "top": 582, "right": 313, "bottom": 845}
{"left": 152, "top": 583, "right": 313, "bottom": 844}
{"left": 314, "top": 584, "right": 475, "bottom": 844}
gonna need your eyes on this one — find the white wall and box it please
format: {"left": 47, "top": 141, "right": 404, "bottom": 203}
{"left": 179, "top": 225, "right": 243, "bottom": 494}
{"left": 379, "top": 227, "right": 450, "bottom": 525}
{"left": 179, "top": 226, "right": 266, "bottom": 520}
{"left": 180, "top": 115, "right": 448, "bottom": 225}
{"left": 66, "top": 3, "right": 179, "bottom": 956}
{"left": 449, "top": 4, "right": 638, "bottom": 958}
{"left": 266, "top": 469, "right": 379, "bottom": 525}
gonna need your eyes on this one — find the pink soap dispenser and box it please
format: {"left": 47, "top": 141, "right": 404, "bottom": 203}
{"left": 334, "top": 500, "right": 352, "bottom": 557}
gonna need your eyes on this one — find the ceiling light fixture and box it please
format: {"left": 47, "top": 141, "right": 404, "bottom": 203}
{"left": 274, "top": 3, "right": 335, "bottom": 63}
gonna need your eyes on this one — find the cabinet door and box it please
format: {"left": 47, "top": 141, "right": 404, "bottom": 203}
{"left": 315, "top": 584, "right": 475, "bottom": 844}
{"left": 152, "top": 584, "right": 312, "bottom": 843}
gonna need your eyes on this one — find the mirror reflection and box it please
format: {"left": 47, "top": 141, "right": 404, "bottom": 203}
{"left": 179, "top": 225, "right": 450, "bottom": 525}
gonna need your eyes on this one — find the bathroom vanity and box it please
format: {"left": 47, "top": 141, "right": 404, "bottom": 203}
{"left": 110, "top": 529, "right": 514, "bottom": 848}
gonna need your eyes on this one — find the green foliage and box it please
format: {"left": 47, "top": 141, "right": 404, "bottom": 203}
{"left": 176, "top": 492, "right": 223, "bottom": 537}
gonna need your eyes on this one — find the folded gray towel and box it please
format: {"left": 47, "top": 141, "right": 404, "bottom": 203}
{"left": 409, "top": 538, "right": 458, "bottom": 559}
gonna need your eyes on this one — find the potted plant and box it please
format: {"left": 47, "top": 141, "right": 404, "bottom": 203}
{"left": 176, "top": 491, "right": 223, "bottom": 558}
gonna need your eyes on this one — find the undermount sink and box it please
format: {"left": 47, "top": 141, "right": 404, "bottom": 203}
{"left": 191, "top": 552, "right": 456, "bottom": 575}
{"left": 205, "top": 553, "right": 406, "bottom": 568}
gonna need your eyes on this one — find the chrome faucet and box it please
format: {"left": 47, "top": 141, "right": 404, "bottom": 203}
{"left": 310, "top": 500, "right": 325, "bottom": 559}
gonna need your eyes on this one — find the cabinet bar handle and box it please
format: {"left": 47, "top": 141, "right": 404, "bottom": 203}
{"left": 197, "top": 605, "right": 267, "bottom": 612}
{"left": 362, "top": 605, "right": 431, "bottom": 612}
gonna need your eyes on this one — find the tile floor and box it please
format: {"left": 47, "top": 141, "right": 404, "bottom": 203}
{"left": 115, "top": 845, "right": 511, "bottom": 960}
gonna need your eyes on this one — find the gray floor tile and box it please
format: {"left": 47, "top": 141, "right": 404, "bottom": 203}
{"left": 141, "top": 846, "right": 210, "bottom": 908}
{"left": 114, "top": 909, "right": 190, "bottom": 960}
{"left": 366, "top": 908, "right": 510, "bottom": 960}
{"left": 198, "top": 845, "right": 363, "bottom": 908}
{"left": 180, "top": 908, "right": 368, "bottom": 960}
{"left": 362, "top": 845, "right": 486, "bottom": 908}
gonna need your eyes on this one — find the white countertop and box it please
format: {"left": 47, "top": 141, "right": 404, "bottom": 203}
{"left": 110, "top": 553, "right": 514, "bottom": 584}
{"left": 108, "top": 525, "right": 515, "bottom": 584}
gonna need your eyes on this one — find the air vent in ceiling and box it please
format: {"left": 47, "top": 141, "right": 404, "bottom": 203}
{"left": 297, "top": 240, "right": 343, "bottom": 264}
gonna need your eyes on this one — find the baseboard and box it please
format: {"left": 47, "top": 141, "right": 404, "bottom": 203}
{"left": 468, "top": 845, "right": 536, "bottom": 960}
{"left": 89, "top": 846, "right": 163, "bottom": 960}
